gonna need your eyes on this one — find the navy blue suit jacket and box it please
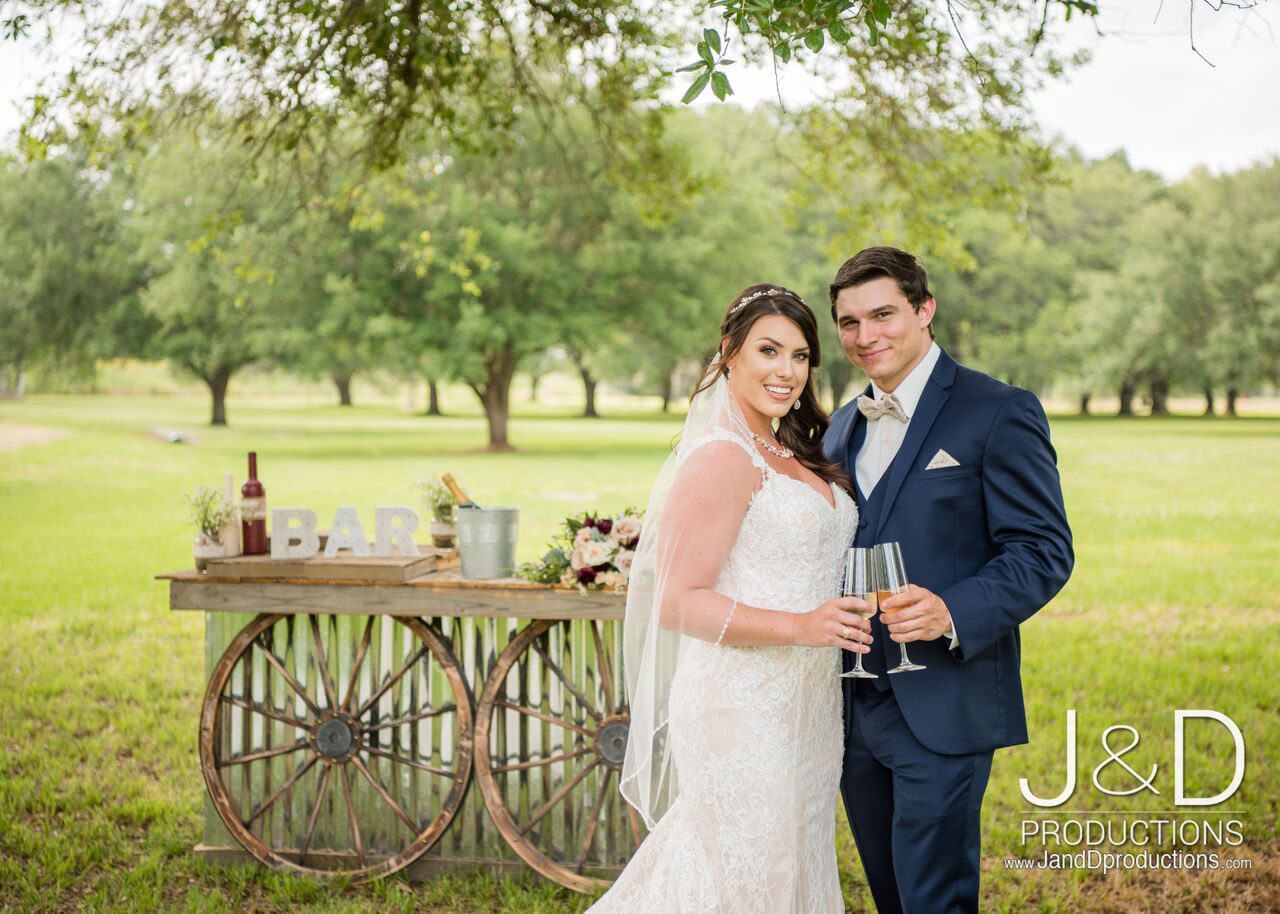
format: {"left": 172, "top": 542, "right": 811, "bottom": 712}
{"left": 824, "top": 348, "right": 1073, "bottom": 756}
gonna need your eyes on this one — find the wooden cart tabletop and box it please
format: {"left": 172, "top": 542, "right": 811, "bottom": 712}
{"left": 158, "top": 569, "right": 627, "bottom": 620}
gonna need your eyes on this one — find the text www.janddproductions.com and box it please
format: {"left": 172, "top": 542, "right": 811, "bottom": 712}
{"left": 1004, "top": 848, "right": 1254, "bottom": 873}
{"left": 1005, "top": 816, "right": 1254, "bottom": 873}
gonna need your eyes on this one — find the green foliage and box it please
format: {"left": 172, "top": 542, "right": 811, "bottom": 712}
{"left": 0, "top": 154, "right": 146, "bottom": 385}
{"left": 413, "top": 477, "right": 457, "bottom": 524}
{"left": 183, "top": 485, "right": 232, "bottom": 538}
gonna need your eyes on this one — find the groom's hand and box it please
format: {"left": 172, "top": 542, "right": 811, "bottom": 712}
{"left": 879, "top": 586, "right": 953, "bottom": 643}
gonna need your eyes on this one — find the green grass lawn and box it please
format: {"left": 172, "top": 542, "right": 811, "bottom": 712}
{"left": 1, "top": 392, "right": 1277, "bottom": 913}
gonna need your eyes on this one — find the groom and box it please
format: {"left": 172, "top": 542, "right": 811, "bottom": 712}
{"left": 823, "top": 246, "right": 1073, "bottom": 914}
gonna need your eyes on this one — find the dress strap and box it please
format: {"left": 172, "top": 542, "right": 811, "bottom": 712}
{"left": 682, "top": 428, "right": 771, "bottom": 481}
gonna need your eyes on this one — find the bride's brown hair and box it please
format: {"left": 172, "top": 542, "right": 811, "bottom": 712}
{"left": 692, "top": 284, "right": 852, "bottom": 495}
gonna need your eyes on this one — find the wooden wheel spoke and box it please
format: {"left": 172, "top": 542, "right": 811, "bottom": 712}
{"left": 519, "top": 759, "right": 599, "bottom": 836}
{"left": 362, "top": 745, "right": 456, "bottom": 778}
{"left": 254, "top": 637, "right": 324, "bottom": 719}
{"left": 590, "top": 622, "right": 617, "bottom": 714}
{"left": 574, "top": 770, "right": 612, "bottom": 874}
{"left": 356, "top": 645, "right": 429, "bottom": 719}
{"left": 308, "top": 615, "right": 339, "bottom": 711}
{"left": 222, "top": 740, "right": 311, "bottom": 767}
{"left": 339, "top": 765, "right": 366, "bottom": 868}
{"left": 492, "top": 745, "right": 591, "bottom": 774}
{"left": 219, "top": 696, "right": 313, "bottom": 732}
{"left": 363, "top": 704, "right": 457, "bottom": 733}
{"left": 341, "top": 616, "right": 375, "bottom": 714}
{"left": 626, "top": 802, "right": 644, "bottom": 850}
{"left": 531, "top": 639, "right": 601, "bottom": 722}
{"left": 298, "top": 762, "right": 333, "bottom": 861}
{"left": 245, "top": 754, "right": 319, "bottom": 826}
{"left": 494, "top": 700, "right": 593, "bottom": 737}
{"left": 350, "top": 753, "right": 420, "bottom": 835}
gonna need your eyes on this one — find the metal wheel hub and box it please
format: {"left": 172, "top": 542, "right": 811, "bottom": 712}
{"left": 314, "top": 713, "right": 361, "bottom": 761}
{"left": 595, "top": 715, "right": 630, "bottom": 768}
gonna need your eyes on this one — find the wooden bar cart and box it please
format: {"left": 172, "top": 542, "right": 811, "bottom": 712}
{"left": 159, "top": 568, "right": 643, "bottom": 891}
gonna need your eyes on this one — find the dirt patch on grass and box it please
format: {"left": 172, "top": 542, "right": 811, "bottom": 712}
{"left": 0, "top": 423, "right": 71, "bottom": 451}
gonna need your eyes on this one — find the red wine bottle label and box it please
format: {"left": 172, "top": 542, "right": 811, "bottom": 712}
{"left": 241, "top": 497, "right": 266, "bottom": 522}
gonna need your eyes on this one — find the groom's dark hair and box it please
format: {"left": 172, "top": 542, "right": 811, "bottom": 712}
{"left": 828, "top": 246, "right": 934, "bottom": 338}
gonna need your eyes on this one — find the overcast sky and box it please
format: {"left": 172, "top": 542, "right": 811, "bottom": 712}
{"left": 1, "top": 1, "right": 1276, "bottom": 181}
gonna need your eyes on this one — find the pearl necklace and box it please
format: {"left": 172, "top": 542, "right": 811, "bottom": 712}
{"left": 732, "top": 414, "right": 794, "bottom": 459}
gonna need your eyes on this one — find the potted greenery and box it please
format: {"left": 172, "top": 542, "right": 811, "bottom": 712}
{"left": 415, "top": 478, "right": 458, "bottom": 549}
{"left": 185, "top": 485, "right": 235, "bottom": 571}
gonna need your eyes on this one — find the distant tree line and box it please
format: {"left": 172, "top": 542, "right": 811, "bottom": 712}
{"left": 3, "top": 100, "right": 1277, "bottom": 446}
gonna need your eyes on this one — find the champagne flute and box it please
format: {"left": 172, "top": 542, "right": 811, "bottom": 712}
{"left": 875, "top": 542, "right": 926, "bottom": 674}
{"left": 839, "top": 547, "right": 878, "bottom": 679}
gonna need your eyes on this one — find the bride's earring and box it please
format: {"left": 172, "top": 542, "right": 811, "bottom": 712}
{"left": 792, "top": 399, "right": 800, "bottom": 410}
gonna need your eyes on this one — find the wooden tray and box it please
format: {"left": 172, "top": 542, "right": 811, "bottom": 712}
{"left": 205, "top": 544, "right": 455, "bottom": 582}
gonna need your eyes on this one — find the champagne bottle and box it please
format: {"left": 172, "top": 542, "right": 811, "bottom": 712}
{"left": 241, "top": 452, "right": 268, "bottom": 555}
{"left": 441, "top": 473, "right": 479, "bottom": 509}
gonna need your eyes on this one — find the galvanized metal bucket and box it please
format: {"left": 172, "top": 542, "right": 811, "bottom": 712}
{"left": 457, "top": 506, "right": 520, "bottom": 579}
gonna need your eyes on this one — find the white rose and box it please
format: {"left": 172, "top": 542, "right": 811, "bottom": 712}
{"left": 574, "top": 527, "right": 595, "bottom": 548}
{"left": 580, "top": 540, "right": 614, "bottom": 568}
{"left": 570, "top": 544, "right": 589, "bottom": 570}
{"left": 597, "top": 571, "right": 624, "bottom": 588}
{"left": 612, "top": 516, "right": 641, "bottom": 541}
{"left": 614, "top": 549, "right": 634, "bottom": 577}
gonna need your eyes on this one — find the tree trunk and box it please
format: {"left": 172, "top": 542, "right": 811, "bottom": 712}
{"left": 207, "top": 366, "right": 232, "bottom": 426}
{"left": 660, "top": 371, "right": 673, "bottom": 413}
{"left": 1149, "top": 378, "right": 1169, "bottom": 416}
{"left": 0, "top": 362, "right": 24, "bottom": 398}
{"left": 1202, "top": 387, "right": 1215, "bottom": 416}
{"left": 1117, "top": 382, "right": 1135, "bottom": 417}
{"left": 1078, "top": 393, "right": 1091, "bottom": 416}
{"left": 826, "top": 358, "right": 857, "bottom": 413}
{"left": 1226, "top": 387, "right": 1239, "bottom": 417}
{"left": 474, "top": 345, "right": 517, "bottom": 451}
{"left": 580, "top": 365, "right": 599, "bottom": 418}
{"left": 529, "top": 371, "right": 543, "bottom": 403}
{"left": 426, "top": 377, "right": 442, "bottom": 416}
{"left": 333, "top": 372, "right": 353, "bottom": 407}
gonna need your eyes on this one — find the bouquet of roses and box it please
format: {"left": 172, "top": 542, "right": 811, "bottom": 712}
{"left": 520, "top": 509, "right": 644, "bottom": 592}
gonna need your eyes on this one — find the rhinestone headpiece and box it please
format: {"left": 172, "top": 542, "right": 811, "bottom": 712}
{"left": 727, "top": 287, "right": 805, "bottom": 319}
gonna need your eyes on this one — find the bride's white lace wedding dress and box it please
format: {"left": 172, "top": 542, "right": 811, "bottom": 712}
{"left": 590, "top": 431, "right": 858, "bottom": 914}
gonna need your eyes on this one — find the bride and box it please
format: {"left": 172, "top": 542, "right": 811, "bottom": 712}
{"left": 588, "top": 285, "right": 872, "bottom": 913}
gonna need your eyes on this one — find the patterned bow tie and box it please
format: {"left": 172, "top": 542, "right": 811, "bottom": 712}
{"left": 857, "top": 393, "right": 907, "bottom": 423}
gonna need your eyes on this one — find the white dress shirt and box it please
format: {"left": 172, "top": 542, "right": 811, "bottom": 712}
{"left": 854, "top": 342, "right": 958, "bottom": 647}
{"left": 855, "top": 341, "right": 941, "bottom": 496}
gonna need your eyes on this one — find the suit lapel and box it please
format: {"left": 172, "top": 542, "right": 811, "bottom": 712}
{"left": 849, "top": 392, "right": 869, "bottom": 503}
{"left": 871, "top": 351, "right": 958, "bottom": 541}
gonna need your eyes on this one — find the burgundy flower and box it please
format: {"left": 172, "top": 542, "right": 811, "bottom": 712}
{"left": 626, "top": 536, "right": 640, "bottom": 549}
{"left": 582, "top": 516, "right": 597, "bottom": 529}
{"left": 577, "top": 567, "right": 597, "bottom": 583}
{"left": 597, "top": 518, "right": 613, "bottom": 535}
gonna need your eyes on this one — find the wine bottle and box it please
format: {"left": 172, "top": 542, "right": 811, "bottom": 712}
{"left": 441, "top": 473, "right": 479, "bottom": 509}
{"left": 241, "top": 451, "right": 268, "bottom": 555}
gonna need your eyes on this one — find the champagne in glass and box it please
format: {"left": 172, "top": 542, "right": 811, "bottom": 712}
{"left": 840, "top": 547, "right": 878, "bottom": 679}
{"left": 875, "top": 542, "right": 926, "bottom": 674}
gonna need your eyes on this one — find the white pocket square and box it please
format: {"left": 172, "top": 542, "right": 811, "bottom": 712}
{"left": 926, "top": 449, "right": 960, "bottom": 470}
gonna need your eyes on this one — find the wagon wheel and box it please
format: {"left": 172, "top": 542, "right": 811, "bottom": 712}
{"left": 475, "top": 618, "right": 645, "bottom": 892}
{"left": 199, "top": 613, "right": 473, "bottom": 881}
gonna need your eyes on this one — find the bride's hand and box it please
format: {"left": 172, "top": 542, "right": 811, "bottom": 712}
{"left": 792, "top": 598, "right": 873, "bottom": 651}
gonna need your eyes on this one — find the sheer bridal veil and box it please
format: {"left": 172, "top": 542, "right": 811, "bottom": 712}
{"left": 618, "top": 357, "right": 752, "bottom": 829}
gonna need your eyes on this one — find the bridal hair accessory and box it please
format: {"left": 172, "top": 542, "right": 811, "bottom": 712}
{"left": 727, "top": 287, "right": 807, "bottom": 319}
{"left": 715, "top": 599, "right": 738, "bottom": 645}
